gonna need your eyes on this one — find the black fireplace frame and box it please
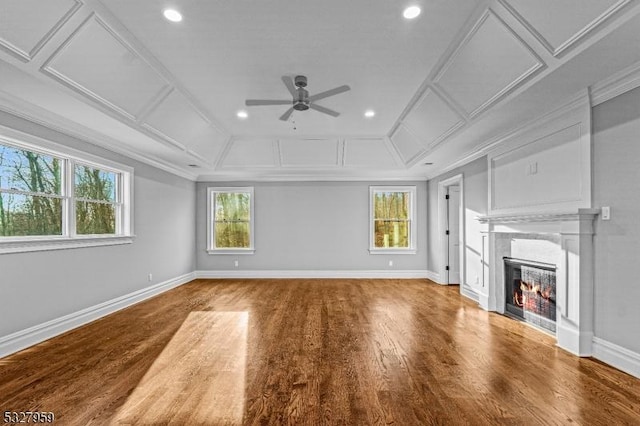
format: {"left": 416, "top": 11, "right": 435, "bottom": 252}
{"left": 503, "top": 256, "right": 557, "bottom": 333}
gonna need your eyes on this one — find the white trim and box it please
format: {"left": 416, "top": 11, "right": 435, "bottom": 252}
{"left": 591, "top": 60, "right": 640, "bottom": 106}
{"left": 592, "top": 337, "right": 640, "bottom": 379}
{"left": 0, "top": 272, "right": 195, "bottom": 359}
{"left": 369, "top": 185, "right": 418, "bottom": 253}
{"left": 432, "top": 9, "right": 546, "bottom": 119}
{"left": 426, "top": 270, "right": 444, "bottom": 284}
{"left": 461, "top": 284, "right": 480, "bottom": 302}
{"left": 206, "top": 186, "right": 255, "bottom": 253}
{"left": 196, "top": 172, "right": 428, "bottom": 183}
{"left": 0, "top": 0, "right": 82, "bottom": 62}
{"left": 498, "top": 0, "right": 631, "bottom": 58}
{"left": 437, "top": 175, "right": 465, "bottom": 287}
{"left": 195, "top": 270, "right": 430, "bottom": 279}
{"left": 368, "top": 249, "right": 417, "bottom": 255}
{"left": 0, "top": 235, "right": 134, "bottom": 254}
{"left": 206, "top": 249, "right": 255, "bottom": 255}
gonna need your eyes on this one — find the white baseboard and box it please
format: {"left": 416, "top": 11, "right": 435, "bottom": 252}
{"left": 592, "top": 337, "right": 640, "bottom": 379}
{"left": 426, "top": 270, "right": 444, "bottom": 284}
{"left": 195, "top": 270, "right": 430, "bottom": 279}
{"left": 461, "top": 284, "right": 480, "bottom": 302}
{"left": 0, "top": 272, "right": 195, "bottom": 359}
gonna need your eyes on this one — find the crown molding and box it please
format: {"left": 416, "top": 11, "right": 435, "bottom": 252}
{"left": 196, "top": 171, "right": 427, "bottom": 183}
{"left": 591, "top": 59, "right": 640, "bottom": 106}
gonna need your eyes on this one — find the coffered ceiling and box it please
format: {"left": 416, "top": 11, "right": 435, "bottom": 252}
{"left": 1, "top": 0, "right": 639, "bottom": 180}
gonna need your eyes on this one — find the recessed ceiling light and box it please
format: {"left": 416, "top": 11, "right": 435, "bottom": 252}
{"left": 364, "top": 110, "right": 376, "bottom": 118}
{"left": 403, "top": 6, "right": 421, "bottom": 19}
{"left": 237, "top": 110, "right": 248, "bottom": 119}
{"left": 163, "top": 9, "right": 183, "bottom": 22}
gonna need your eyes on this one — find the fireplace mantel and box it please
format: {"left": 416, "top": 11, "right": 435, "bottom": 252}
{"left": 477, "top": 209, "right": 599, "bottom": 356}
{"left": 478, "top": 209, "right": 600, "bottom": 224}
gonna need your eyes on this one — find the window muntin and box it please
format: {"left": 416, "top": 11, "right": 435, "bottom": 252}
{"left": 370, "top": 186, "right": 416, "bottom": 253}
{"left": 207, "top": 187, "right": 254, "bottom": 253}
{"left": 0, "top": 135, "right": 132, "bottom": 250}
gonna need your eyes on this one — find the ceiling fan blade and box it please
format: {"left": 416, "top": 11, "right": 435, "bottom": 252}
{"left": 281, "top": 76, "right": 297, "bottom": 96}
{"left": 279, "top": 107, "right": 295, "bottom": 121}
{"left": 246, "top": 99, "right": 292, "bottom": 106}
{"left": 308, "top": 85, "right": 350, "bottom": 102}
{"left": 309, "top": 103, "right": 340, "bottom": 117}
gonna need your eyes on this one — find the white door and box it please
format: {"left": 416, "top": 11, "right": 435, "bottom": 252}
{"left": 447, "top": 186, "right": 461, "bottom": 284}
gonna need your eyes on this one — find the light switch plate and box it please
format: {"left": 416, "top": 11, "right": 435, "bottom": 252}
{"left": 602, "top": 206, "right": 611, "bottom": 220}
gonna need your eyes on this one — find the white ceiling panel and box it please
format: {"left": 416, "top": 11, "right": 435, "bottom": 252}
{"left": 435, "top": 11, "right": 544, "bottom": 118}
{"left": 42, "top": 15, "right": 169, "bottom": 119}
{"left": 142, "top": 89, "right": 209, "bottom": 147}
{"left": 344, "top": 138, "right": 398, "bottom": 168}
{"left": 222, "top": 139, "right": 276, "bottom": 168}
{"left": 501, "top": 0, "right": 630, "bottom": 56}
{"left": 0, "top": 0, "right": 81, "bottom": 60}
{"left": 402, "top": 88, "right": 465, "bottom": 150}
{"left": 187, "top": 125, "right": 227, "bottom": 164}
{"left": 280, "top": 139, "right": 339, "bottom": 167}
{"left": 390, "top": 125, "right": 424, "bottom": 164}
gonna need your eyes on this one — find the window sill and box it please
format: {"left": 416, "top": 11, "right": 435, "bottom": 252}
{"left": 369, "top": 248, "right": 417, "bottom": 255}
{"left": 0, "top": 235, "right": 135, "bottom": 255}
{"left": 207, "top": 249, "right": 256, "bottom": 255}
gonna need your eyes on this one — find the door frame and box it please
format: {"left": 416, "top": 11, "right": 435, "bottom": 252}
{"left": 437, "top": 174, "right": 465, "bottom": 287}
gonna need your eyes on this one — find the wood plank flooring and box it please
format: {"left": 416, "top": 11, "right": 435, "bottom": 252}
{"left": 1, "top": 279, "right": 639, "bottom": 425}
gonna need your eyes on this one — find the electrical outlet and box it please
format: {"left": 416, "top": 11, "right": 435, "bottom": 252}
{"left": 602, "top": 206, "right": 611, "bottom": 220}
{"left": 148, "top": 273, "right": 153, "bottom": 282}
{"left": 234, "top": 260, "right": 239, "bottom": 267}
{"left": 388, "top": 260, "right": 393, "bottom": 267}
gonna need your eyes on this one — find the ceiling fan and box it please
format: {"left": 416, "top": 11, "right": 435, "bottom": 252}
{"left": 245, "top": 75, "right": 350, "bottom": 121}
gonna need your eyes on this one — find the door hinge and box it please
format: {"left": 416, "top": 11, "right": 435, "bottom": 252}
{"left": 445, "top": 194, "right": 450, "bottom": 200}
{"left": 446, "top": 230, "right": 450, "bottom": 235}
{"left": 446, "top": 266, "right": 450, "bottom": 271}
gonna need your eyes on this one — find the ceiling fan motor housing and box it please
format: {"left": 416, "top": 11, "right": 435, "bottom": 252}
{"left": 294, "top": 75, "right": 308, "bottom": 87}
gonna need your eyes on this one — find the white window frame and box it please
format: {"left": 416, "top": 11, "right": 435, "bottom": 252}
{"left": 369, "top": 185, "right": 417, "bottom": 255}
{"left": 0, "top": 126, "right": 134, "bottom": 254}
{"left": 207, "top": 186, "right": 255, "bottom": 255}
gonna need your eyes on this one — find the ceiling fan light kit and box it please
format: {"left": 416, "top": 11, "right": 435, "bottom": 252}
{"left": 245, "top": 75, "right": 350, "bottom": 121}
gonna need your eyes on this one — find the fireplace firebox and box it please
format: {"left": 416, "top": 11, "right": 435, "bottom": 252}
{"left": 504, "top": 257, "right": 556, "bottom": 333}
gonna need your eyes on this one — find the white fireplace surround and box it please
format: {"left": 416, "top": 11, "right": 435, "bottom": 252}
{"left": 478, "top": 209, "right": 599, "bottom": 356}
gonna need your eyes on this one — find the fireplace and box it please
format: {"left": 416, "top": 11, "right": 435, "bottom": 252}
{"left": 504, "top": 257, "right": 556, "bottom": 333}
{"left": 477, "top": 209, "right": 599, "bottom": 356}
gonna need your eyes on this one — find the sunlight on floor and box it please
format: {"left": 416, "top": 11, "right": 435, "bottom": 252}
{"left": 110, "top": 311, "right": 248, "bottom": 425}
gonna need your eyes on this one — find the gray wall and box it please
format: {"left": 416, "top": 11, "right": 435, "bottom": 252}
{"left": 592, "top": 86, "right": 640, "bottom": 354}
{"left": 196, "top": 181, "right": 428, "bottom": 271}
{"left": 0, "top": 111, "right": 196, "bottom": 338}
{"left": 427, "top": 156, "right": 488, "bottom": 292}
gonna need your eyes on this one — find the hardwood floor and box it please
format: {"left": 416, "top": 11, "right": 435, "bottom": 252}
{"left": 1, "top": 279, "right": 639, "bottom": 425}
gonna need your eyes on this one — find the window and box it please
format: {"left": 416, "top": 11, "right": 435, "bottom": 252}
{"left": 369, "top": 186, "right": 417, "bottom": 254}
{"left": 74, "top": 163, "right": 119, "bottom": 235}
{"left": 0, "top": 130, "right": 133, "bottom": 254}
{"left": 207, "top": 187, "right": 254, "bottom": 254}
